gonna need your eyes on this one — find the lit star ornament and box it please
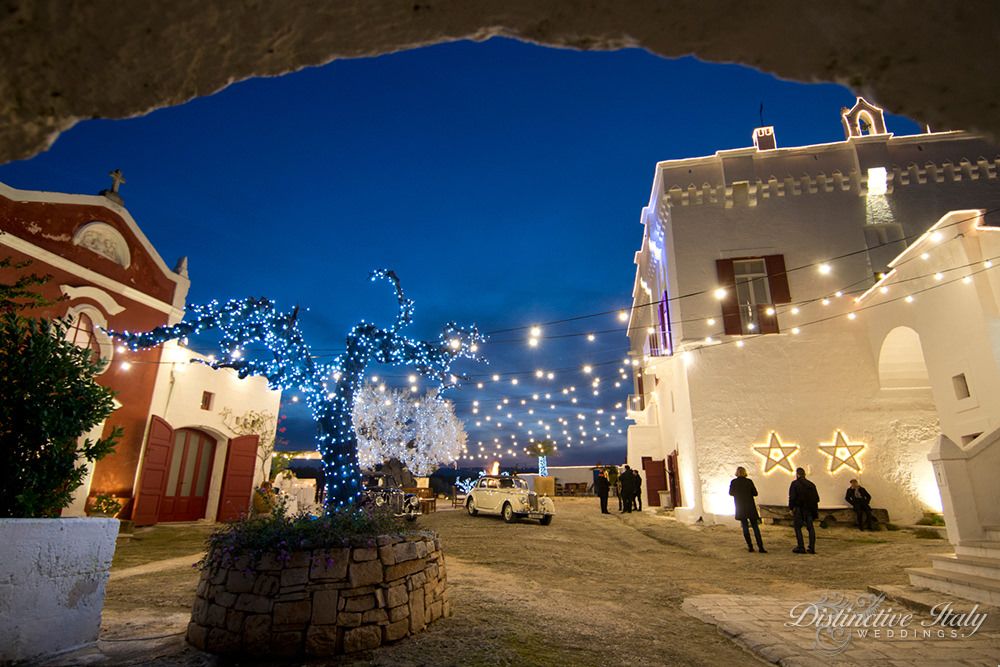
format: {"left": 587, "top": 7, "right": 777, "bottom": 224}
{"left": 818, "top": 430, "right": 866, "bottom": 473}
{"left": 752, "top": 432, "right": 799, "bottom": 474}
{"left": 107, "top": 269, "right": 484, "bottom": 513}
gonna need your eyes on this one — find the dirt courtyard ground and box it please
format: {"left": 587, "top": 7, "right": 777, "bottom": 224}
{"left": 94, "top": 498, "right": 955, "bottom": 666}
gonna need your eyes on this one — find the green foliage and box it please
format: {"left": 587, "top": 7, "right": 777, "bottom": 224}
{"left": 0, "top": 312, "right": 121, "bottom": 517}
{"left": 91, "top": 494, "right": 122, "bottom": 517}
{"left": 913, "top": 527, "right": 945, "bottom": 539}
{"left": 269, "top": 451, "right": 295, "bottom": 481}
{"left": 915, "top": 512, "right": 946, "bottom": 526}
{"left": 0, "top": 256, "right": 59, "bottom": 313}
{"left": 200, "top": 504, "right": 406, "bottom": 572}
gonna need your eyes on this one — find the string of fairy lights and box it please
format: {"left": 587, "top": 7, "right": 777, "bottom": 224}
{"left": 97, "top": 208, "right": 999, "bottom": 473}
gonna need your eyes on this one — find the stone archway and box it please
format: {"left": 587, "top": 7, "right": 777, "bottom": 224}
{"left": 1, "top": 2, "right": 998, "bottom": 164}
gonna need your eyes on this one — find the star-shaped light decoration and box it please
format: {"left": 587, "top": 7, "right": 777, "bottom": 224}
{"left": 818, "top": 430, "right": 866, "bottom": 473}
{"left": 752, "top": 432, "right": 799, "bottom": 474}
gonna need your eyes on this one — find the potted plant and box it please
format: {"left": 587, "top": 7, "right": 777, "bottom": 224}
{"left": 0, "top": 258, "right": 122, "bottom": 663}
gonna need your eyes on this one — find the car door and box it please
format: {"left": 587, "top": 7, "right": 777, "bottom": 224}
{"left": 480, "top": 478, "right": 500, "bottom": 512}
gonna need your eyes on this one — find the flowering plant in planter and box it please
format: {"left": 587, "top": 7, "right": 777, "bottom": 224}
{"left": 200, "top": 503, "right": 404, "bottom": 573}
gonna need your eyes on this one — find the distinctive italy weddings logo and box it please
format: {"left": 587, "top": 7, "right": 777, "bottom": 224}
{"left": 785, "top": 592, "right": 988, "bottom": 654}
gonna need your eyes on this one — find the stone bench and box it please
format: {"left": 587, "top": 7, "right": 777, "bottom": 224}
{"left": 758, "top": 504, "right": 890, "bottom": 528}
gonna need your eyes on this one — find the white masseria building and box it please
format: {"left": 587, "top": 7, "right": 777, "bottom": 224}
{"left": 625, "top": 99, "right": 1000, "bottom": 600}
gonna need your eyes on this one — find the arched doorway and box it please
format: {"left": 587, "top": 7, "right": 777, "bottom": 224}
{"left": 878, "top": 326, "right": 930, "bottom": 389}
{"left": 159, "top": 428, "right": 217, "bottom": 522}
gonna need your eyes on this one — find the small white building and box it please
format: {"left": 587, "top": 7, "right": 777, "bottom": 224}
{"left": 625, "top": 99, "right": 1000, "bottom": 531}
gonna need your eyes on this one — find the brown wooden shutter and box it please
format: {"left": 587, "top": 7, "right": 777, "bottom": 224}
{"left": 715, "top": 259, "right": 741, "bottom": 334}
{"left": 764, "top": 254, "right": 791, "bottom": 304}
{"left": 217, "top": 435, "right": 259, "bottom": 522}
{"left": 133, "top": 415, "right": 173, "bottom": 526}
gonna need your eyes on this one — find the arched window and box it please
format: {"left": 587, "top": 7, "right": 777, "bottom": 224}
{"left": 64, "top": 305, "right": 113, "bottom": 373}
{"left": 878, "top": 326, "right": 930, "bottom": 389}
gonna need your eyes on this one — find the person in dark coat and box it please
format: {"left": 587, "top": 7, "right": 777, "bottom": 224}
{"left": 729, "top": 466, "right": 766, "bottom": 553}
{"left": 845, "top": 479, "right": 875, "bottom": 531}
{"left": 788, "top": 467, "right": 819, "bottom": 554}
{"left": 619, "top": 466, "right": 636, "bottom": 512}
{"left": 633, "top": 470, "right": 643, "bottom": 512}
{"left": 594, "top": 471, "right": 611, "bottom": 514}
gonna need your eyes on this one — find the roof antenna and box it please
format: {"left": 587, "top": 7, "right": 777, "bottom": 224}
{"left": 759, "top": 102, "right": 765, "bottom": 127}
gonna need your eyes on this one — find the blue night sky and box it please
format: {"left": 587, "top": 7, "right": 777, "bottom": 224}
{"left": 0, "top": 38, "right": 921, "bottom": 467}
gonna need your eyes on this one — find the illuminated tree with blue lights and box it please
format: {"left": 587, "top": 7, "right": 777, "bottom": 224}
{"left": 110, "top": 269, "right": 483, "bottom": 513}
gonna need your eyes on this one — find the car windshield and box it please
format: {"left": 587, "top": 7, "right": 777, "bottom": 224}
{"left": 497, "top": 478, "right": 527, "bottom": 490}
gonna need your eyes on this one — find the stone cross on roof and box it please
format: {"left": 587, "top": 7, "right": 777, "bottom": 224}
{"left": 99, "top": 168, "right": 126, "bottom": 205}
{"left": 108, "top": 168, "right": 126, "bottom": 193}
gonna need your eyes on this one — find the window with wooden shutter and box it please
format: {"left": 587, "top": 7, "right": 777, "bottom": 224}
{"left": 716, "top": 254, "right": 790, "bottom": 335}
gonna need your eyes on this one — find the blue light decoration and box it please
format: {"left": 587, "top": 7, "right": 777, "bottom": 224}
{"left": 109, "top": 269, "right": 484, "bottom": 513}
{"left": 537, "top": 456, "right": 549, "bottom": 477}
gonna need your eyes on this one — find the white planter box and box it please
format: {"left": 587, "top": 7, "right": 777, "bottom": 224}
{"left": 0, "top": 518, "right": 118, "bottom": 662}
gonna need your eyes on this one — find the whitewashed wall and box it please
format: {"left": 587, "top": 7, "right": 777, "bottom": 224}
{"left": 626, "top": 128, "right": 1000, "bottom": 525}
{"left": 145, "top": 342, "right": 282, "bottom": 521}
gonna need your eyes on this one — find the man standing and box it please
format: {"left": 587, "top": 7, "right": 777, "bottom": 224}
{"left": 788, "top": 467, "right": 819, "bottom": 554}
{"left": 619, "top": 465, "right": 636, "bottom": 513}
{"left": 594, "top": 470, "right": 611, "bottom": 514}
{"left": 845, "top": 479, "right": 875, "bottom": 531}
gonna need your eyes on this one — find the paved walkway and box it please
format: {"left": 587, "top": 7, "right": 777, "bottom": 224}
{"left": 683, "top": 590, "right": 1000, "bottom": 666}
{"left": 109, "top": 552, "right": 204, "bottom": 580}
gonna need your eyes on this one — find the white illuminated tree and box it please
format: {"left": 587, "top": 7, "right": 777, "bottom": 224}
{"left": 353, "top": 385, "right": 466, "bottom": 477}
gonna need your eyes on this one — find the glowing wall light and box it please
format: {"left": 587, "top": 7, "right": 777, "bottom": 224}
{"left": 867, "top": 167, "right": 888, "bottom": 196}
{"left": 752, "top": 432, "right": 799, "bottom": 474}
{"left": 817, "top": 430, "right": 866, "bottom": 473}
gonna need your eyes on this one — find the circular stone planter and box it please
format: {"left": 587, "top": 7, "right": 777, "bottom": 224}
{"left": 187, "top": 531, "right": 450, "bottom": 656}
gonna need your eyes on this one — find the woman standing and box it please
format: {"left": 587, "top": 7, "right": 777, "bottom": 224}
{"left": 729, "top": 467, "right": 767, "bottom": 553}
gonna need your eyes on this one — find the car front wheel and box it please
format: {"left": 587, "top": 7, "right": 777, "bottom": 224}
{"left": 466, "top": 498, "right": 478, "bottom": 516}
{"left": 502, "top": 503, "right": 516, "bottom": 523}
{"left": 539, "top": 515, "right": 553, "bottom": 526}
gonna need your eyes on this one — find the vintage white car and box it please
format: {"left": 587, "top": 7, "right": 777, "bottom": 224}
{"left": 465, "top": 475, "right": 554, "bottom": 525}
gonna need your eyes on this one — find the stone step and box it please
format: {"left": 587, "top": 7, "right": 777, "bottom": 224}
{"left": 983, "top": 524, "right": 1000, "bottom": 541}
{"left": 955, "top": 540, "right": 1000, "bottom": 560}
{"left": 868, "top": 583, "right": 1000, "bottom": 631}
{"left": 929, "top": 553, "right": 1000, "bottom": 581}
{"left": 906, "top": 566, "right": 1000, "bottom": 606}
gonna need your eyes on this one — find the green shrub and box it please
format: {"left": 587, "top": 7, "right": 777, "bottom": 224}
{"left": 913, "top": 527, "right": 945, "bottom": 539}
{"left": 201, "top": 504, "right": 407, "bottom": 572}
{"left": 91, "top": 494, "right": 123, "bottom": 517}
{"left": 916, "top": 513, "right": 946, "bottom": 526}
{"left": 0, "top": 312, "right": 120, "bottom": 517}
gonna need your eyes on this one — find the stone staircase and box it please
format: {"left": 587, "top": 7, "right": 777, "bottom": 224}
{"left": 906, "top": 524, "right": 1000, "bottom": 605}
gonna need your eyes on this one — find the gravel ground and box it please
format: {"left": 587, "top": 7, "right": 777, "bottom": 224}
{"left": 91, "top": 497, "right": 949, "bottom": 666}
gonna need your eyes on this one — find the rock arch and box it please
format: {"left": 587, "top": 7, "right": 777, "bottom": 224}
{"left": 1, "top": 2, "right": 998, "bottom": 164}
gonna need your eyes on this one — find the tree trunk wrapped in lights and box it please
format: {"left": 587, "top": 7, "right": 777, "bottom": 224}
{"left": 532, "top": 438, "right": 556, "bottom": 476}
{"left": 109, "top": 269, "right": 483, "bottom": 513}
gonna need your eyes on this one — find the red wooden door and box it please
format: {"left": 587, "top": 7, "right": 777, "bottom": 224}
{"left": 133, "top": 416, "right": 173, "bottom": 526}
{"left": 666, "top": 451, "right": 682, "bottom": 508}
{"left": 159, "top": 429, "right": 217, "bottom": 522}
{"left": 641, "top": 456, "right": 667, "bottom": 507}
{"left": 217, "top": 435, "right": 259, "bottom": 522}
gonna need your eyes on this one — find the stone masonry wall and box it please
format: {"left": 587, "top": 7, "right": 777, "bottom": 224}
{"left": 186, "top": 531, "right": 449, "bottom": 656}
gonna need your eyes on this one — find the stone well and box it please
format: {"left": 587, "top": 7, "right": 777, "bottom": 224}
{"left": 186, "top": 531, "right": 450, "bottom": 656}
